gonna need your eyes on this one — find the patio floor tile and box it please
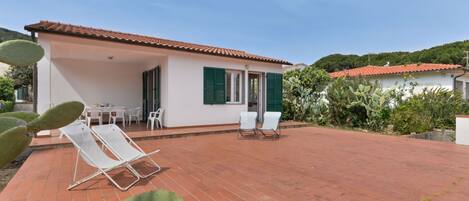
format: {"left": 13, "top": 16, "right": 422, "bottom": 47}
{"left": 2, "top": 126, "right": 469, "bottom": 200}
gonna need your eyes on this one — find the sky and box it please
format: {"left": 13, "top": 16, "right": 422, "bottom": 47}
{"left": 2, "top": 0, "right": 469, "bottom": 64}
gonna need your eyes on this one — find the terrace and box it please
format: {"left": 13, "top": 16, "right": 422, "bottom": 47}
{"left": 2, "top": 126, "right": 469, "bottom": 201}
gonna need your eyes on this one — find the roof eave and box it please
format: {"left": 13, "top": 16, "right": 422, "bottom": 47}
{"left": 25, "top": 25, "right": 292, "bottom": 65}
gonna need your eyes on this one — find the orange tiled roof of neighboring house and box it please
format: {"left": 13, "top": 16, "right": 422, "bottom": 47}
{"left": 329, "top": 63, "right": 462, "bottom": 78}
{"left": 25, "top": 21, "right": 291, "bottom": 65}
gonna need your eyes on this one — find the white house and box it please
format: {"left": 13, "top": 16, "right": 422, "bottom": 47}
{"left": 329, "top": 63, "right": 469, "bottom": 98}
{"left": 25, "top": 21, "right": 290, "bottom": 127}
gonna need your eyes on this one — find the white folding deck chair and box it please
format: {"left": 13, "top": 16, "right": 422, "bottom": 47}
{"left": 60, "top": 122, "right": 140, "bottom": 191}
{"left": 238, "top": 112, "right": 258, "bottom": 138}
{"left": 258, "top": 112, "right": 282, "bottom": 138}
{"left": 91, "top": 124, "right": 161, "bottom": 178}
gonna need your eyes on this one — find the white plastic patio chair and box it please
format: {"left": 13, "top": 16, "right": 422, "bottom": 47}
{"left": 59, "top": 122, "right": 140, "bottom": 191}
{"left": 127, "top": 107, "right": 142, "bottom": 126}
{"left": 147, "top": 108, "right": 164, "bottom": 130}
{"left": 258, "top": 112, "right": 282, "bottom": 138}
{"left": 91, "top": 124, "right": 161, "bottom": 178}
{"left": 86, "top": 108, "right": 102, "bottom": 127}
{"left": 238, "top": 112, "right": 258, "bottom": 138}
{"left": 110, "top": 108, "right": 126, "bottom": 128}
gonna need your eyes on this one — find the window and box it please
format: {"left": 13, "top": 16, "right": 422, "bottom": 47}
{"left": 203, "top": 67, "right": 226, "bottom": 104}
{"left": 226, "top": 70, "right": 242, "bottom": 103}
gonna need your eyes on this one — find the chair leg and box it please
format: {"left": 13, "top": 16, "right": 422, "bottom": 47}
{"left": 157, "top": 119, "right": 162, "bottom": 129}
{"left": 132, "top": 156, "right": 162, "bottom": 179}
{"left": 151, "top": 120, "right": 154, "bottom": 130}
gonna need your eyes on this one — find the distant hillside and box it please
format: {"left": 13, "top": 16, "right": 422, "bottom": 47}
{"left": 0, "top": 27, "right": 30, "bottom": 43}
{"left": 313, "top": 40, "right": 469, "bottom": 72}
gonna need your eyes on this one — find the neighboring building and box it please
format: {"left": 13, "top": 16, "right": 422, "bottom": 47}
{"left": 25, "top": 21, "right": 291, "bottom": 127}
{"left": 0, "top": 62, "right": 8, "bottom": 76}
{"left": 329, "top": 63, "right": 469, "bottom": 98}
{"left": 283, "top": 63, "right": 308, "bottom": 72}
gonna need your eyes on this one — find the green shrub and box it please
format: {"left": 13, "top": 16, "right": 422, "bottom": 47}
{"left": 391, "top": 88, "right": 469, "bottom": 134}
{"left": 0, "top": 100, "right": 14, "bottom": 113}
{"left": 326, "top": 77, "right": 394, "bottom": 131}
{"left": 283, "top": 67, "right": 331, "bottom": 123}
{"left": 0, "top": 77, "right": 14, "bottom": 101}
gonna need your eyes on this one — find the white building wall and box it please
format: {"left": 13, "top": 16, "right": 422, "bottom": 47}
{"left": 35, "top": 33, "right": 284, "bottom": 127}
{"left": 370, "top": 72, "right": 455, "bottom": 96}
{"left": 165, "top": 52, "right": 283, "bottom": 127}
{"left": 50, "top": 59, "right": 149, "bottom": 109}
{"left": 36, "top": 37, "right": 52, "bottom": 113}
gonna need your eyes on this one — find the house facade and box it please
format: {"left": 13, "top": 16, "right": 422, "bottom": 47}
{"left": 329, "top": 63, "right": 469, "bottom": 98}
{"left": 25, "top": 21, "right": 290, "bottom": 127}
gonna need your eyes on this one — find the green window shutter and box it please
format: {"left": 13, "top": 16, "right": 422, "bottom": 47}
{"left": 266, "top": 73, "right": 283, "bottom": 112}
{"left": 204, "top": 67, "right": 226, "bottom": 104}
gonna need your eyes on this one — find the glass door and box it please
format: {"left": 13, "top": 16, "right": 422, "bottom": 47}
{"left": 142, "top": 66, "right": 160, "bottom": 121}
{"left": 248, "top": 73, "right": 260, "bottom": 115}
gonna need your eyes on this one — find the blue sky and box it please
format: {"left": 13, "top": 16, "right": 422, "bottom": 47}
{"left": 2, "top": 0, "right": 469, "bottom": 64}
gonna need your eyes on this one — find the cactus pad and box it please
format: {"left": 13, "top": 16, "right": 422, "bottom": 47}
{"left": 0, "top": 111, "right": 39, "bottom": 123}
{"left": 0, "top": 117, "right": 30, "bottom": 168}
{"left": 0, "top": 40, "right": 44, "bottom": 66}
{"left": 124, "top": 189, "right": 184, "bottom": 201}
{"left": 27, "top": 101, "right": 84, "bottom": 133}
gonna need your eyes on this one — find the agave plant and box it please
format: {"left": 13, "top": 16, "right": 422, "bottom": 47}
{"left": 124, "top": 189, "right": 184, "bottom": 201}
{"left": 0, "top": 39, "right": 84, "bottom": 168}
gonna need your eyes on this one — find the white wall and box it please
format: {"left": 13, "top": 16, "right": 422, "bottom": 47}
{"left": 36, "top": 33, "right": 284, "bottom": 127}
{"left": 50, "top": 58, "right": 148, "bottom": 108}
{"left": 165, "top": 52, "right": 283, "bottom": 127}
{"left": 370, "top": 72, "right": 456, "bottom": 96}
{"left": 36, "top": 35, "right": 166, "bottom": 113}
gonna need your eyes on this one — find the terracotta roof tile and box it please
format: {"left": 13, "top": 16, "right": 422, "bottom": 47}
{"left": 329, "top": 63, "right": 462, "bottom": 78}
{"left": 25, "top": 20, "right": 291, "bottom": 65}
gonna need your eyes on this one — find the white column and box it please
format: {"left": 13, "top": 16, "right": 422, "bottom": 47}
{"left": 36, "top": 37, "right": 52, "bottom": 114}
{"left": 244, "top": 65, "right": 249, "bottom": 111}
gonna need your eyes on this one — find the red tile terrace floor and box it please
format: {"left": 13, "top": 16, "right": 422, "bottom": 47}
{"left": 30, "top": 121, "right": 309, "bottom": 149}
{"left": 3, "top": 126, "right": 469, "bottom": 201}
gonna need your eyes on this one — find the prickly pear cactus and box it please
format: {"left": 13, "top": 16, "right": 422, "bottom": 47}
{"left": 27, "top": 101, "right": 84, "bottom": 133}
{"left": 0, "top": 111, "right": 40, "bottom": 122}
{"left": 0, "top": 101, "right": 85, "bottom": 168}
{"left": 0, "top": 117, "right": 29, "bottom": 168}
{"left": 124, "top": 190, "right": 184, "bottom": 201}
{"left": 0, "top": 40, "right": 44, "bottom": 66}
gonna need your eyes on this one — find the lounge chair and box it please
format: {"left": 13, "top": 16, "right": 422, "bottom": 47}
{"left": 258, "top": 112, "right": 281, "bottom": 138}
{"left": 238, "top": 112, "right": 258, "bottom": 138}
{"left": 91, "top": 124, "right": 161, "bottom": 178}
{"left": 59, "top": 122, "right": 140, "bottom": 191}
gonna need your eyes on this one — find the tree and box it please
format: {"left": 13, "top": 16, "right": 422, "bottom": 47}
{"left": 6, "top": 65, "right": 33, "bottom": 89}
{"left": 0, "top": 77, "right": 14, "bottom": 101}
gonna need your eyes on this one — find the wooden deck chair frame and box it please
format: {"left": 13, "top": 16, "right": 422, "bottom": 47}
{"left": 238, "top": 112, "right": 258, "bottom": 138}
{"left": 258, "top": 112, "right": 282, "bottom": 138}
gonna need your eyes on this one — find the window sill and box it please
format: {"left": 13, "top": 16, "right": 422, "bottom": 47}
{"left": 226, "top": 102, "right": 244, "bottom": 105}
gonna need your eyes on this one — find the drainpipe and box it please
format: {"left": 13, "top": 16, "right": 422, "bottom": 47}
{"left": 30, "top": 31, "right": 38, "bottom": 113}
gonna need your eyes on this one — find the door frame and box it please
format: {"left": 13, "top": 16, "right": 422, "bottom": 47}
{"left": 247, "top": 71, "right": 264, "bottom": 121}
